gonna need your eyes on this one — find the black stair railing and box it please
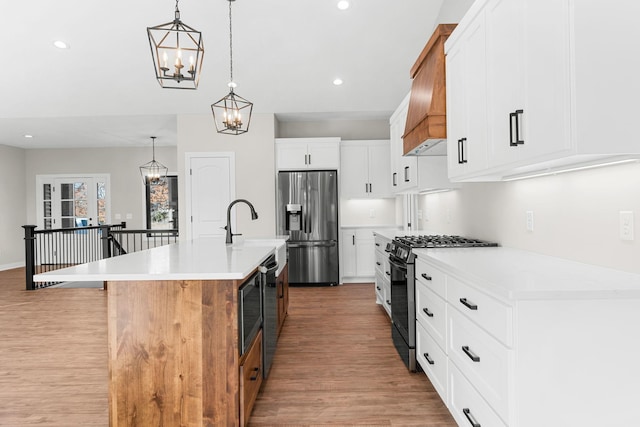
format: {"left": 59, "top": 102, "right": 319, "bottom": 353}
{"left": 23, "top": 222, "right": 178, "bottom": 290}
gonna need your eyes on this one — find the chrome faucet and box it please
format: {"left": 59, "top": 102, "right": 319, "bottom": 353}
{"left": 225, "top": 199, "right": 259, "bottom": 244}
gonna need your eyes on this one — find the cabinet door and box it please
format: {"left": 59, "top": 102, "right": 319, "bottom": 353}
{"left": 341, "top": 230, "right": 357, "bottom": 278}
{"left": 367, "top": 143, "right": 392, "bottom": 198}
{"left": 520, "top": 0, "right": 571, "bottom": 160}
{"left": 486, "top": 0, "right": 525, "bottom": 167}
{"left": 276, "top": 142, "right": 309, "bottom": 170}
{"left": 340, "top": 144, "right": 369, "bottom": 198}
{"left": 447, "top": 14, "right": 489, "bottom": 179}
{"left": 389, "top": 94, "right": 410, "bottom": 192}
{"left": 307, "top": 142, "right": 340, "bottom": 169}
{"left": 355, "top": 229, "right": 375, "bottom": 277}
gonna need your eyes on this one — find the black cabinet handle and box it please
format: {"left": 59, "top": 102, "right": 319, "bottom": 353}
{"left": 376, "top": 262, "right": 381, "bottom": 266}
{"left": 421, "top": 273, "right": 432, "bottom": 281}
{"left": 463, "top": 408, "right": 481, "bottom": 427}
{"left": 376, "top": 286, "right": 381, "bottom": 291}
{"left": 385, "top": 271, "right": 391, "bottom": 276}
{"left": 510, "top": 109, "right": 525, "bottom": 146}
{"left": 375, "top": 243, "right": 380, "bottom": 247}
{"left": 352, "top": 235, "right": 355, "bottom": 245}
{"left": 459, "top": 297, "right": 478, "bottom": 310}
{"left": 386, "top": 300, "right": 391, "bottom": 306}
{"left": 250, "top": 367, "right": 260, "bottom": 381}
{"left": 457, "top": 138, "right": 468, "bottom": 164}
{"left": 369, "top": 183, "right": 373, "bottom": 192}
{"left": 404, "top": 166, "right": 410, "bottom": 182}
{"left": 462, "top": 346, "right": 480, "bottom": 362}
{"left": 423, "top": 352, "right": 435, "bottom": 365}
{"left": 392, "top": 172, "right": 397, "bottom": 187}
{"left": 422, "top": 307, "right": 434, "bottom": 318}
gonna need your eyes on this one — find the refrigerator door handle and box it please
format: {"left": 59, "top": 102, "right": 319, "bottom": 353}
{"left": 288, "top": 241, "right": 337, "bottom": 248}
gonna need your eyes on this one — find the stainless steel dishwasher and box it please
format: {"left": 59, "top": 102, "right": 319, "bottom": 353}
{"left": 259, "top": 254, "right": 278, "bottom": 379}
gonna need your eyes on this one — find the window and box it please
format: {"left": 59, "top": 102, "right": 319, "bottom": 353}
{"left": 145, "top": 175, "right": 178, "bottom": 230}
{"left": 37, "top": 175, "right": 111, "bottom": 230}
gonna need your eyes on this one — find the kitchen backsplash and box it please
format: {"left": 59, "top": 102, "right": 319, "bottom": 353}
{"left": 340, "top": 198, "right": 398, "bottom": 227}
{"left": 419, "top": 162, "right": 640, "bottom": 274}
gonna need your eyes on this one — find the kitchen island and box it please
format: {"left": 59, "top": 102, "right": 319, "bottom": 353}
{"left": 34, "top": 237, "right": 283, "bottom": 427}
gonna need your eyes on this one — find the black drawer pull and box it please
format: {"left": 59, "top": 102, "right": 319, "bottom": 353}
{"left": 386, "top": 300, "right": 391, "bottom": 306}
{"left": 463, "top": 408, "right": 481, "bottom": 427}
{"left": 422, "top": 307, "right": 434, "bottom": 318}
{"left": 385, "top": 271, "right": 391, "bottom": 276}
{"left": 459, "top": 298, "right": 478, "bottom": 310}
{"left": 421, "top": 273, "right": 432, "bottom": 281}
{"left": 376, "top": 262, "right": 381, "bottom": 266}
{"left": 423, "top": 352, "right": 435, "bottom": 365}
{"left": 376, "top": 286, "right": 381, "bottom": 291}
{"left": 250, "top": 367, "right": 260, "bottom": 381}
{"left": 375, "top": 243, "right": 380, "bottom": 247}
{"left": 462, "top": 346, "right": 480, "bottom": 362}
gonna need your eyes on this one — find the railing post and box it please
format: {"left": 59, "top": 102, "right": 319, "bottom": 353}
{"left": 100, "top": 224, "right": 111, "bottom": 258}
{"left": 23, "top": 225, "right": 37, "bottom": 291}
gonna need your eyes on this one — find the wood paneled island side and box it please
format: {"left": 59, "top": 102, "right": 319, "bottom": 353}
{"left": 34, "top": 238, "right": 277, "bottom": 426}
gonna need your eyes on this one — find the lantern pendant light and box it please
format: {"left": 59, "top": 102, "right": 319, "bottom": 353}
{"left": 139, "top": 137, "right": 169, "bottom": 184}
{"left": 211, "top": 0, "right": 253, "bottom": 135}
{"left": 147, "top": 0, "right": 205, "bottom": 89}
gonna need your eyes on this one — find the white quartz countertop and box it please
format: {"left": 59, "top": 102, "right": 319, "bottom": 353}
{"left": 33, "top": 237, "right": 285, "bottom": 282}
{"left": 413, "top": 246, "right": 640, "bottom": 301}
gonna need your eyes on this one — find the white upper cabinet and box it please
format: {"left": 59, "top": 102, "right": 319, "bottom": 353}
{"left": 446, "top": 10, "right": 490, "bottom": 178}
{"left": 340, "top": 140, "right": 392, "bottom": 199}
{"left": 446, "top": 0, "right": 639, "bottom": 181}
{"left": 275, "top": 137, "right": 340, "bottom": 170}
{"left": 389, "top": 94, "right": 419, "bottom": 193}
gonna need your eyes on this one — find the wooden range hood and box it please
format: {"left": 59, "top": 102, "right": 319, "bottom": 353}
{"left": 403, "top": 24, "right": 456, "bottom": 156}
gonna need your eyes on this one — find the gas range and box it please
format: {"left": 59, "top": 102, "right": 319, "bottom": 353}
{"left": 388, "top": 235, "right": 498, "bottom": 263}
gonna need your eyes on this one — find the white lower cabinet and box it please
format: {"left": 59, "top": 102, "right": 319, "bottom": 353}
{"left": 414, "top": 249, "right": 640, "bottom": 427}
{"left": 341, "top": 228, "right": 375, "bottom": 282}
{"left": 373, "top": 233, "right": 392, "bottom": 317}
{"left": 449, "top": 362, "right": 507, "bottom": 427}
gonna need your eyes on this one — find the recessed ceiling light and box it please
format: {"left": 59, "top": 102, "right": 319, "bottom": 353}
{"left": 337, "top": 1, "right": 350, "bottom": 10}
{"left": 53, "top": 40, "right": 69, "bottom": 49}
{"left": 333, "top": 78, "right": 344, "bottom": 86}
{"left": 24, "top": 134, "right": 33, "bottom": 138}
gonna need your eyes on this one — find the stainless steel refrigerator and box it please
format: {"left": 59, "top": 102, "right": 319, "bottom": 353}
{"left": 276, "top": 170, "right": 339, "bottom": 285}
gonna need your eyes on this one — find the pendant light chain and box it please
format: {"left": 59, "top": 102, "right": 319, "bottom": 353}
{"left": 151, "top": 136, "right": 156, "bottom": 161}
{"left": 228, "top": 0, "right": 234, "bottom": 85}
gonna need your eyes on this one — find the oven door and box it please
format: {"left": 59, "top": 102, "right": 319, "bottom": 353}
{"left": 389, "top": 255, "right": 417, "bottom": 371}
{"left": 389, "top": 256, "right": 409, "bottom": 343}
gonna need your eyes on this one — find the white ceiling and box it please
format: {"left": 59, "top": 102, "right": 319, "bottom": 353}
{"left": 0, "top": 0, "right": 444, "bottom": 149}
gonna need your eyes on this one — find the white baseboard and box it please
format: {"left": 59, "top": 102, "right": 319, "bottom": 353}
{"left": 0, "top": 262, "right": 25, "bottom": 271}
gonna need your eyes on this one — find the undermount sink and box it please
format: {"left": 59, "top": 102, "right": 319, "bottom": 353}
{"left": 233, "top": 237, "right": 288, "bottom": 274}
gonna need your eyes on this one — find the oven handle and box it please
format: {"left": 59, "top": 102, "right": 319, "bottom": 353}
{"left": 388, "top": 257, "right": 408, "bottom": 272}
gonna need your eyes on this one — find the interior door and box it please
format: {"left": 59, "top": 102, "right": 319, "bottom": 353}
{"left": 188, "top": 155, "right": 234, "bottom": 240}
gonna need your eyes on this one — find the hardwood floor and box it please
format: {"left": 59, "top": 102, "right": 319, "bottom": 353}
{"left": 0, "top": 269, "right": 455, "bottom": 426}
{"left": 0, "top": 268, "right": 108, "bottom": 426}
{"left": 250, "top": 284, "right": 456, "bottom": 427}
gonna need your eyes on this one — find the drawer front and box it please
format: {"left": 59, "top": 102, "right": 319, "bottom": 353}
{"left": 375, "top": 274, "right": 385, "bottom": 305}
{"left": 448, "top": 308, "right": 510, "bottom": 420}
{"left": 447, "top": 275, "right": 513, "bottom": 346}
{"left": 416, "top": 322, "right": 447, "bottom": 403}
{"left": 415, "top": 259, "right": 446, "bottom": 300}
{"left": 374, "top": 234, "right": 391, "bottom": 251}
{"left": 449, "top": 362, "right": 508, "bottom": 427}
{"left": 240, "top": 330, "right": 263, "bottom": 427}
{"left": 375, "top": 249, "right": 386, "bottom": 273}
{"left": 415, "top": 280, "right": 447, "bottom": 350}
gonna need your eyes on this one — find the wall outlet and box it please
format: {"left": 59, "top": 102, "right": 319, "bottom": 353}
{"left": 526, "top": 211, "right": 534, "bottom": 232}
{"left": 126, "top": 213, "right": 133, "bottom": 220}
{"left": 369, "top": 209, "right": 375, "bottom": 218}
{"left": 114, "top": 213, "right": 122, "bottom": 220}
{"left": 620, "top": 211, "right": 634, "bottom": 241}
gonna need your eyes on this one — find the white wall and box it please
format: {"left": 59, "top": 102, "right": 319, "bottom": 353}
{"left": 177, "top": 113, "right": 277, "bottom": 239}
{"left": 277, "top": 119, "right": 390, "bottom": 140}
{"left": 340, "top": 198, "right": 397, "bottom": 227}
{"left": 24, "top": 146, "right": 178, "bottom": 229}
{"left": 418, "top": 162, "right": 640, "bottom": 273}
{"left": 433, "top": 0, "right": 476, "bottom": 25}
{"left": 0, "top": 144, "right": 27, "bottom": 269}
